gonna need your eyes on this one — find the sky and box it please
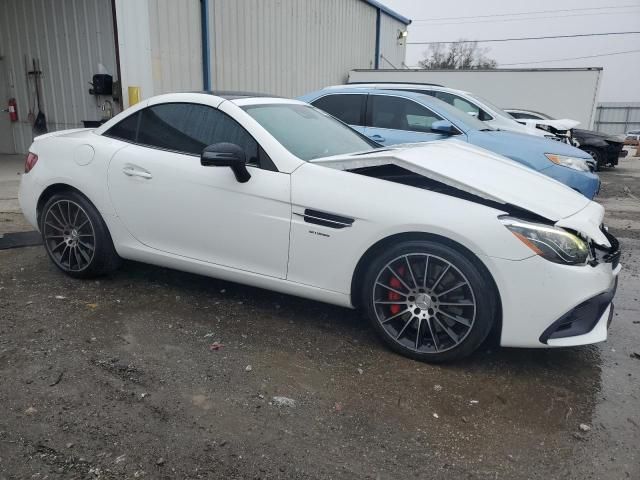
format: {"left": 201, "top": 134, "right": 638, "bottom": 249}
{"left": 381, "top": 0, "right": 640, "bottom": 102}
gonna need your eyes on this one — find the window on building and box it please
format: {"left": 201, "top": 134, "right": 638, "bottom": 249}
{"left": 311, "top": 94, "right": 366, "bottom": 126}
{"left": 369, "top": 95, "right": 444, "bottom": 133}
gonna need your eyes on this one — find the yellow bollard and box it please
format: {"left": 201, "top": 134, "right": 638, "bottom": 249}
{"left": 128, "top": 86, "right": 141, "bottom": 107}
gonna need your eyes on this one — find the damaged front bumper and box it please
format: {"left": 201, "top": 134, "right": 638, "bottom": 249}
{"left": 485, "top": 223, "right": 621, "bottom": 349}
{"left": 538, "top": 225, "right": 622, "bottom": 346}
{"left": 539, "top": 275, "right": 617, "bottom": 346}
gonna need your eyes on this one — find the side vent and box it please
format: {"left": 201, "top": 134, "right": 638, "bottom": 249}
{"left": 300, "top": 209, "right": 354, "bottom": 229}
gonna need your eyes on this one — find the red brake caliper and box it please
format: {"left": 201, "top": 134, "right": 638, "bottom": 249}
{"left": 388, "top": 266, "right": 405, "bottom": 315}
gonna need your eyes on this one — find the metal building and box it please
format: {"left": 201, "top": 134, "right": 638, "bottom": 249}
{"left": 0, "top": 0, "right": 410, "bottom": 154}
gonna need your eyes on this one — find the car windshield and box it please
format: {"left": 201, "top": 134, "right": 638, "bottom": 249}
{"left": 468, "top": 94, "right": 517, "bottom": 120}
{"left": 242, "top": 103, "right": 377, "bottom": 160}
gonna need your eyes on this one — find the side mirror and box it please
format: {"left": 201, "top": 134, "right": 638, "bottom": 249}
{"left": 201, "top": 143, "right": 251, "bottom": 183}
{"left": 467, "top": 111, "right": 479, "bottom": 118}
{"left": 431, "top": 120, "right": 456, "bottom": 135}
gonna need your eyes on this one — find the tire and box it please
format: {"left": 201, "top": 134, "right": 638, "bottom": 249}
{"left": 39, "top": 190, "right": 121, "bottom": 278}
{"left": 360, "top": 240, "right": 498, "bottom": 363}
{"left": 582, "top": 148, "right": 603, "bottom": 171}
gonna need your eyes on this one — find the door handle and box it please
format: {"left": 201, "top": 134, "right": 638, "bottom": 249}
{"left": 369, "top": 134, "right": 385, "bottom": 142}
{"left": 122, "top": 166, "right": 152, "bottom": 179}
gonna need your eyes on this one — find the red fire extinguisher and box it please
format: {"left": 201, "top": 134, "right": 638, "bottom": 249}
{"left": 8, "top": 98, "right": 18, "bottom": 122}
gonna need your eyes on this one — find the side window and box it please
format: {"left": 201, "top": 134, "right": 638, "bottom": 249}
{"left": 510, "top": 112, "right": 541, "bottom": 120}
{"left": 311, "top": 94, "right": 365, "bottom": 126}
{"left": 136, "top": 103, "right": 260, "bottom": 165}
{"left": 104, "top": 111, "right": 140, "bottom": 142}
{"left": 409, "top": 89, "right": 436, "bottom": 97}
{"left": 369, "top": 95, "right": 444, "bottom": 133}
{"left": 433, "top": 92, "right": 482, "bottom": 117}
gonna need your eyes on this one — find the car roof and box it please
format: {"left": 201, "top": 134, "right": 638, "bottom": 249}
{"left": 332, "top": 83, "right": 471, "bottom": 96}
{"left": 199, "top": 90, "right": 283, "bottom": 100}
{"left": 311, "top": 86, "right": 477, "bottom": 109}
{"left": 309, "top": 86, "right": 442, "bottom": 102}
{"left": 348, "top": 81, "right": 443, "bottom": 87}
{"left": 94, "top": 92, "right": 305, "bottom": 135}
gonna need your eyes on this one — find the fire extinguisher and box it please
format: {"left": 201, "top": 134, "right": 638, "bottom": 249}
{"left": 8, "top": 98, "right": 18, "bottom": 122}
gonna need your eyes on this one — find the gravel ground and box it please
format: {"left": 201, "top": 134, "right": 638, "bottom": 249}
{"left": 1, "top": 154, "right": 639, "bottom": 479}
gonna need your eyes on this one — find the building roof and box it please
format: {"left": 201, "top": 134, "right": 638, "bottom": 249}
{"left": 362, "top": 0, "right": 411, "bottom": 25}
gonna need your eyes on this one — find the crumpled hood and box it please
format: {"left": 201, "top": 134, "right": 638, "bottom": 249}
{"left": 573, "top": 128, "right": 624, "bottom": 144}
{"left": 312, "top": 140, "right": 610, "bottom": 246}
{"left": 517, "top": 118, "right": 581, "bottom": 131}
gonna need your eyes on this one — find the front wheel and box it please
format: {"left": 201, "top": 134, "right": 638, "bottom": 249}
{"left": 40, "top": 191, "right": 121, "bottom": 278}
{"left": 361, "top": 240, "right": 498, "bottom": 363}
{"left": 582, "top": 148, "right": 603, "bottom": 170}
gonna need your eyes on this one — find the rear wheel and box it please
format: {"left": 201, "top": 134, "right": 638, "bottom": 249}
{"left": 40, "top": 191, "right": 120, "bottom": 278}
{"left": 361, "top": 240, "right": 498, "bottom": 363}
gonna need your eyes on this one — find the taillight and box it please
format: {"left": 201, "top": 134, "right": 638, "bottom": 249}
{"left": 25, "top": 152, "right": 38, "bottom": 173}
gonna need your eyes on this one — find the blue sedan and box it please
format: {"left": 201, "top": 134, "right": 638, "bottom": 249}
{"left": 299, "top": 87, "right": 600, "bottom": 199}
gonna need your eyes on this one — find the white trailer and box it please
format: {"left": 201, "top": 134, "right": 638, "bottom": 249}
{"left": 348, "top": 68, "right": 602, "bottom": 129}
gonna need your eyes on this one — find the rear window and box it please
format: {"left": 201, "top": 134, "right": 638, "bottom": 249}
{"left": 311, "top": 94, "right": 365, "bottom": 126}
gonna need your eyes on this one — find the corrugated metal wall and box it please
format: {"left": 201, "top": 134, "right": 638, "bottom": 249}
{"left": 148, "top": 0, "right": 202, "bottom": 95}
{"left": 0, "top": 0, "right": 117, "bottom": 153}
{"left": 115, "top": 0, "right": 202, "bottom": 107}
{"left": 379, "top": 14, "right": 406, "bottom": 69}
{"left": 1, "top": 0, "right": 409, "bottom": 152}
{"left": 209, "top": 0, "right": 377, "bottom": 97}
{"left": 595, "top": 103, "right": 640, "bottom": 135}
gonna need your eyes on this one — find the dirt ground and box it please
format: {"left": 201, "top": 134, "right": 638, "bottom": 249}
{"left": 1, "top": 152, "right": 639, "bottom": 479}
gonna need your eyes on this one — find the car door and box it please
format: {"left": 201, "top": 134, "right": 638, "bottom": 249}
{"left": 364, "top": 94, "right": 448, "bottom": 146}
{"left": 309, "top": 93, "right": 367, "bottom": 135}
{"left": 106, "top": 102, "right": 291, "bottom": 279}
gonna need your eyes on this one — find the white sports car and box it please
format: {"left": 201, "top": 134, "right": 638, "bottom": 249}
{"left": 18, "top": 92, "right": 621, "bottom": 362}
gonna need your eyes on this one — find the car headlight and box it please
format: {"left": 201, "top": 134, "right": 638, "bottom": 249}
{"left": 501, "top": 217, "right": 590, "bottom": 265}
{"left": 545, "top": 153, "right": 590, "bottom": 172}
